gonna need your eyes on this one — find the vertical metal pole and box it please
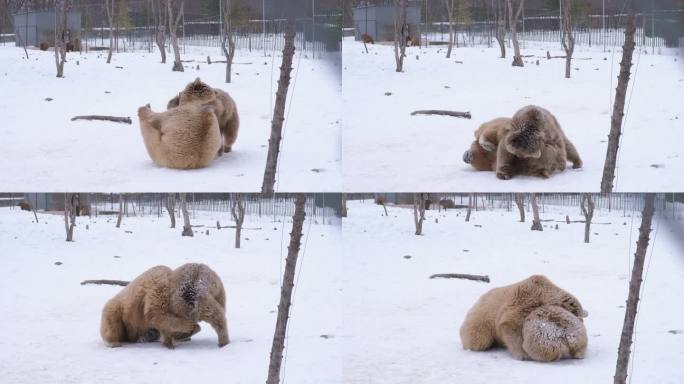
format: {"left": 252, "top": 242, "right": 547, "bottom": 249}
{"left": 602, "top": 0, "right": 606, "bottom": 51}
{"left": 262, "top": 0, "right": 266, "bottom": 57}
{"left": 651, "top": 0, "right": 655, "bottom": 54}
{"left": 219, "top": 0, "right": 222, "bottom": 53}
{"left": 559, "top": 0, "right": 562, "bottom": 49}
{"left": 312, "top": 0, "right": 315, "bottom": 58}
{"left": 522, "top": 3, "right": 525, "bottom": 49}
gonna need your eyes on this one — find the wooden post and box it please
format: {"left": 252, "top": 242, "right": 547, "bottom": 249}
{"left": 614, "top": 193, "right": 656, "bottom": 384}
{"left": 262, "top": 23, "right": 296, "bottom": 195}
{"left": 601, "top": 5, "right": 636, "bottom": 193}
{"left": 266, "top": 194, "right": 306, "bottom": 384}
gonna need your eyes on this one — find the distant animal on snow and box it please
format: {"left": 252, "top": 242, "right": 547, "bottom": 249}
{"left": 361, "top": 34, "right": 375, "bottom": 44}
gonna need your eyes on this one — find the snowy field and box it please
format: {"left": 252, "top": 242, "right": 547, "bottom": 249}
{"left": 342, "top": 37, "right": 684, "bottom": 192}
{"left": 0, "top": 207, "right": 342, "bottom": 384}
{"left": 341, "top": 199, "right": 684, "bottom": 383}
{"left": 0, "top": 45, "right": 341, "bottom": 192}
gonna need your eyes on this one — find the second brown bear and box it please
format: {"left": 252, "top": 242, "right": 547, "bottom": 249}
{"left": 167, "top": 78, "right": 240, "bottom": 155}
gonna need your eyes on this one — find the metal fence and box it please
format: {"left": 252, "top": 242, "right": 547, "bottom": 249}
{"left": 349, "top": 193, "right": 684, "bottom": 219}
{"left": 422, "top": 9, "right": 682, "bottom": 50}
{"left": 81, "top": 15, "right": 340, "bottom": 56}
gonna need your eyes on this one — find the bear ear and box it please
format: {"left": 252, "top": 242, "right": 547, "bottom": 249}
{"left": 581, "top": 309, "right": 588, "bottom": 318}
{"left": 194, "top": 77, "right": 201, "bottom": 83}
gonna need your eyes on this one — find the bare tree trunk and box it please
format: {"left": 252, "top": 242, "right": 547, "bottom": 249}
{"left": 116, "top": 193, "right": 124, "bottom": 228}
{"left": 261, "top": 24, "right": 295, "bottom": 195}
{"left": 54, "top": 0, "right": 67, "bottom": 77}
{"left": 444, "top": 0, "right": 455, "bottom": 58}
{"left": 507, "top": 0, "right": 524, "bottom": 66}
{"left": 165, "top": 193, "right": 176, "bottom": 228}
{"left": 394, "top": 0, "right": 407, "bottom": 72}
{"left": 601, "top": 9, "right": 636, "bottom": 193}
{"left": 514, "top": 193, "right": 525, "bottom": 222}
{"left": 64, "top": 193, "right": 76, "bottom": 241}
{"left": 152, "top": 0, "right": 167, "bottom": 63}
{"left": 220, "top": 0, "right": 236, "bottom": 83}
{"left": 580, "top": 193, "right": 595, "bottom": 243}
{"left": 465, "top": 193, "right": 473, "bottom": 222}
{"left": 167, "top": 0, "right": 184, "bottom": 72}
{"left": 413, "top": 193, "right": 426, "bottom": 235}
{"left": 494, "top": 0, "right": 506, "bottom": 58}
{"left": 179, "top": 193, "right": 192, "bottom": 236}
{"left": 105, "top": 0, "right": 115, "bottom": 63}
{"left": 266, "top": 194, "right": 306, "bottom": 384}
{"left": 561, "top": 0, "right": 575, "bottom": 78}
{"left": 231, "top": 193, "right": 246, "bottom": 248}
{"left": 530, "top": 193, "right": 542, "bottom": 231}
{"left": 614, "top": 193, "right": 656, "bottom": 384}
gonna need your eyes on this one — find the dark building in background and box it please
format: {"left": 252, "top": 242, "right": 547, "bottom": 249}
{"left": 13, "top": 10, "right": 81, "bottom": 48}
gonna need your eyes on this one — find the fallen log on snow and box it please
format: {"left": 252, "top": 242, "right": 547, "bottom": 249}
{"left": 206, "top": 56, "right": 253, "bottom": 65}
{"left": 411, "top": 110, "right": 472, "bottom": 119}
{"left": 71, "top": 115, "right": 132, "bottom": 124}
{"left": 81, "top": 279, "right": 129, "bottom": 286}
{"left": 429, "top": 273, "right": 490, "bottom": 283}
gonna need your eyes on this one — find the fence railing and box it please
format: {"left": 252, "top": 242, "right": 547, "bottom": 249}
{"left": 422, "top": 10, "right": 682, "bottom": 49}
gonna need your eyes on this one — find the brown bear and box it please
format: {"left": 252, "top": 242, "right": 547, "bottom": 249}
{"left": 167, "top": 78, "right": 240, "bottom": 155}
{"left": 137, "top": 102, "right": 221, "bottom": 169}
{"left": 18, "top": 202, "right": 31, "bottom": 211}
{"left": 462, "top": 106, "right": 582, "bottom": 179}
{"left": 459, "top": 275, "right": 587, "bottom": 360}
{"left": 100, "top": 263, "right": 229, "bottom": 349}
{"left": 522, "top": 305, "right": 588, "bottom": 362}
{"left": 361, "top": 33, "right": 375, "bottom": 44}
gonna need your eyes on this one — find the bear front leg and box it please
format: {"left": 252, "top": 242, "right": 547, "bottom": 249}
{"left": 199, "top": 296, "right": 230, "bottom": 347}
{"left": 496, "top": 142, "right": 517, "bottom": 180}
{"left": 497, "top": 308, "right": 530, "bottom": 360}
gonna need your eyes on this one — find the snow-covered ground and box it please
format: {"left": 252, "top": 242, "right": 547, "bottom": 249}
{"left": 341, "top": 199, "right": 684, "bottom": 383}
{"left": 342, "top": 37, "right": 684, "bottom": 192}
{"left": 0, "top": 206, "right": 342, "bottom": 384}
{"left": 0, "top": 45, "right": 341, "bottom": 192}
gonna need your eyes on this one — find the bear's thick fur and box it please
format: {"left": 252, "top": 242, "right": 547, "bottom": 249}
{"left": 167, "top": 78, "right": 240, "bottom": 155}
{"left": 100, "top": 263, "right": 229, "bottom": 349}
{"left": 459, "top": 275, "right": 587, "bottom": 360}
{"left": 522, "top": 305, "right": 587, "bottom": 362}
{"left": 462, "top": 106, "right": 582, "bottom": 179}
{"left": 137, "top": 102, "right": 221, "bottom": 169}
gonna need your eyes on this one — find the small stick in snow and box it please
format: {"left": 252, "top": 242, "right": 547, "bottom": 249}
{"left": 71, "top": 115, "right": 132, "bottom": 124}
{"left": 80, "top": 279, "right": 129, "bottom": 286}
{"left": 429, "top": 273, "right": 490, "bottom": 283}
{"left": 410, "top": 110, "right": 472, "bottom": 119}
